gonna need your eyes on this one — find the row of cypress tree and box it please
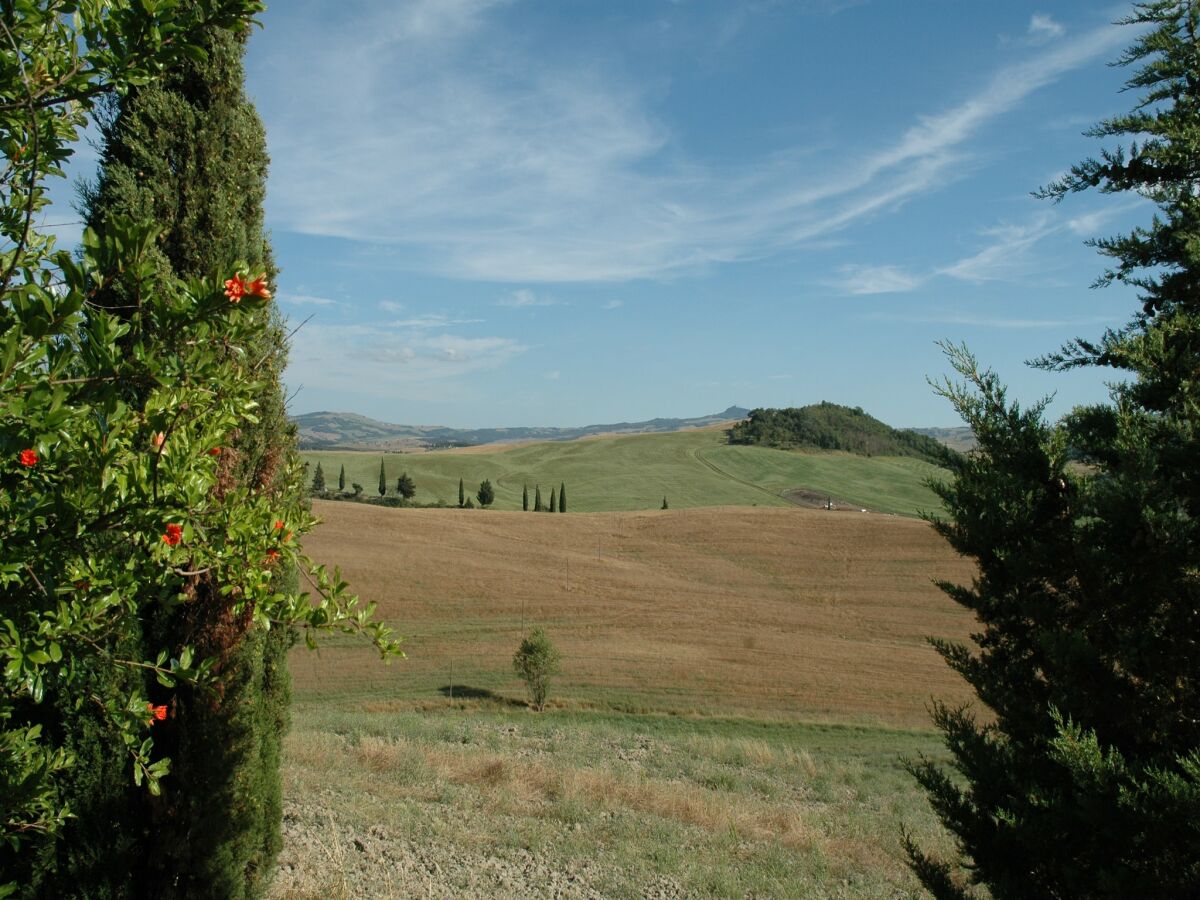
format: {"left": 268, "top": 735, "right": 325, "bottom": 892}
{"left": 524, "top": 482, "right": 566, "bottom": 512}
{"left": 22, "top": 9, "right": 298, "bottom": 898}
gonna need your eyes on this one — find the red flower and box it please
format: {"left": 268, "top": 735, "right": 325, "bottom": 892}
{"left": 208, "top": 447, "right": 222, "bottom": 457}
{"left": 18, "top": 449, "right": 37, "bottom": 467}
{"left": 273, "top": 519, "right": 285, "bottom": 531}
{"left": 264, "top": 549, "right": 281, "bottom": 565}
{"left": 224, "top": 274, "right": 246, "bottom": 303}
{"left": 161, "top": 523, "right": 183, "bottom": 546}
{"left": 151, "top": 431, "right": 166, "bottom": 451}
{"left": 147, "top": 703, "right": 168, "bottom": 723}
{"left": 246, "top": 274, "right": 272, "bottom": 300}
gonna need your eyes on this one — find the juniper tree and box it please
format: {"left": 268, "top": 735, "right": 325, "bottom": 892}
{"left": 72, "top": 8, "right": 299, "bottom": 895}
{"left": 477, "top": 479, "right": 495, "bottom": 507}
{"left": 559, "top": 482, "right": 566, "bottom": 512}
{"left": 312, "top": 461, "right": 325, "bottom": 493}
{"left": 523, "top": 483, "right": 529, "bottom": 511}
{"left": 378, "top": 458, "right": 387, "bottom": 497}
{"left": 397, "top": 472, "right": 416, "bottom": 500}
{"left": 906, "top": 4, "right": 1200, "bottom": 896}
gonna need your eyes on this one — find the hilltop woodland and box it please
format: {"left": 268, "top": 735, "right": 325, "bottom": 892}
{"left": 728, "top": 402, "right": 957, "bottom": 466}
{"left": 0, "top": 5, "right": 398, "bottom": 899}
{"left": 905, "top": 2, "right": 1200, "bottom": 897}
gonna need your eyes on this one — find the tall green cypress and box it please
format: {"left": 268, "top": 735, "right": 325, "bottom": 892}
{"left": 559, "top": 482, "right": 566, "bottom": 513}
{"left": 378, "top": 458, "right": 387, "bottom": 497}
{"left": 534, "top": 485, "right": 543, "bottom": 512}
{"left": 459, "top": 477, "right": 465, "bottom": 508}
{"left": 548, "top": 487, "right": 556, "bottom": 513}
{"left": 523, "top": 483, "right": 529, "bottom": 511}
{"left": 312, "top": 461, "right": 325, "bottom": 493}
{"left": 339, "top": 464, "right": 346, "bottom": 492}
{"left": 72, "top": 10, "right": 297, "bottom": 897}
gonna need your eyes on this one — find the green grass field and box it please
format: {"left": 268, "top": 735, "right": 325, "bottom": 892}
{"left": 301, "top": 427, "right": 946, "bottom": 517}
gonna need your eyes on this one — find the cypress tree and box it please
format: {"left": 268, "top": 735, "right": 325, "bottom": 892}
{"left": 548, "top": 487, "right": 556, "bottom": 513}
{"left": 339, "top": 464, "right": 346, "bottom": 492}
{"left": 378, "top": 458, "right": 387, "bottom": 497}
{"left": 311, "top": 461, "right": 325, "bottom": 493}
{"left": 559, "top": 482, "right": 566, "bottom": 513}
{"left": 458, "top": 477, "right": 465, "bottom": 508}
{"left": 523, "top": 483, "right": 529, "bottom": 511}
{"left": 72, "top": 10, "right": 297, "bottom": 896}
{"left": 661, "top": 496, "right": 668, "bottom": 510}
{"left": 906, "top": 4, "right": 1200, "bottom": 895}
{"left": 534, "top": 485, "right": 543, "bottom": 512}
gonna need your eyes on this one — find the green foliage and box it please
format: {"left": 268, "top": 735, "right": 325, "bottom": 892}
{"left": 661, "top": 496, "right": 669, "bottom": 510}
{"left": 458, "top": 477, "right": 465, "bottom": 508}
{"left": 311, "top": 461, "right": 326, "bottom": 493}
{"left": 729, "top": 403, "right": 955, "bottom": 465}
{"left": 0, "top": 6, "right": 401, "bottom": 897}
{"left": 339, "top": 464, "right": 346, "bottom": 492}
{"left": 534, "top": 484, "right": 543, "bottom": 512}
{"left": 512, "top": 629, "right": 561, "bottom": 712}
{"left": 908, "top": 5, "right": 1200, "bottom": 896}
{"left": 396, "top": 472, "right": 415, "bottom": 500}
{"left": 522, "top": 483, "right": 529, "bottom": 511}
{"left": 548, "top": 487, "right": 556, "bottom": 513}
{"left": 559, "top": 482, "right": 566, "bottom": 512}
{"left": 351, "top": 482, "right": 364, "bottom": 497}
{"left": 477, "top": 479, "right": 495, "bottom": 507}
{"left": 378, "top": 458, "right": 387, "bottom": 498}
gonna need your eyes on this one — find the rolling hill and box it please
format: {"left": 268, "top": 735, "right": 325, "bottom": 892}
{"left": 293, "top": 405, "right": 751, "bottom": 450}
{"left": 302, "top": 425, "right": 947, "bottom": 517}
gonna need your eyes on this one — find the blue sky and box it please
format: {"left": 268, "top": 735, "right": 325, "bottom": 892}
{"left": 65, "top": 1, "right": 1153, "bottom": 428}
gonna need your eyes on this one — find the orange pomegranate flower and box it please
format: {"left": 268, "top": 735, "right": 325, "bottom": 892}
{"left": 161, "top": 523, "right": 183, "bottom": 546}
{"left": 147, "top": 703, "right": 168, "bottom": 723}
{"left": 224, "top": 274, "right": 246, "bottom": 303}
{"left": 273, "top": 520, "right": 285, "bottom": 531}
{"left": 247, "top": 274, "right": 271, "bottom": 299}
{"left": 18, "top": 449, "right": 37, "bottom": 467}
{"left": 208, "top": 447, "right": 222, "bottom": 457}
{"left": 151, "top": 431, "right": 166, "bottom": 451}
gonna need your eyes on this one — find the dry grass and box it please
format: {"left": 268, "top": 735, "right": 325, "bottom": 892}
{"left": 293, "top": 501, "right": 976, "bottom": 727}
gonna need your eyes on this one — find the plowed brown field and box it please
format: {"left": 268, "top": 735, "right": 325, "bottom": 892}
{"left": 293, "top": 501, "right": 977, "bottom": 727}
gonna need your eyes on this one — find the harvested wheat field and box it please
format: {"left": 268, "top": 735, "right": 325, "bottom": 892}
{"left": 293, "top": 501, "right": 976, "bottom": 727}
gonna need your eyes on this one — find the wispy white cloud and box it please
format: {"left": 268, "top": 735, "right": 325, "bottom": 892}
{"left": 602, "top": 299, "right": 624, "bottom": 310}
{"left": 286, "top": 319, "right": 526, "bottom": 402}
{"left": 499, "top": 288, "right": 557, "bottom": 307}
{"left": 279, "top": 292, "right": 340, "bottom": 306}
{"left": 258, "top": 3, "right": 1126, "bottom": 283}
{"left": 1028, "top": 14, "right": 1065, "bottom": 43}
{"left": 833, "top": 264, "right": 923, "bottom": 295}
{"left": 386, "top": 314, "right": 485, "bottom": 328}
{"left": 378, "top": 300, "right": 406, "bottom": 313}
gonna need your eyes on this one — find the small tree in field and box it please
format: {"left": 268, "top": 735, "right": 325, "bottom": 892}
{"left": 378, "top": 459, "right": 387, "bottom": 497}
{"left": 523, "top": 483, "right": 529, "bottom": 511}
{"left": 513, "top": 628, "right": 561, "bottom": 712}
{"left": 548, "top": 487, "right": 556, "bottom": 513}
{"left": 477, "top": 479, "right": 495, "bottom": 507}
{"left": 351, "top": 482, "right": 364, "bottom": 497}
{"left": 339, "top": 464, "right": 346, "bottom": 492}
{"left": 458, "top": 477, "right": 465, "bottom": 508}
{"left": 559, "top": 482, "right": 566, "bottom": 512}
{"left": 312, "top": 462, "right": 325, "bottom": 493}
{"left": 661, "top": 496, "right": 669, "bottom": 510}
{"left": 534, "top": 484, "right": 543, "bottom": 512}
{"left": 397, "top": 472, "right": 416, "bottom": 500}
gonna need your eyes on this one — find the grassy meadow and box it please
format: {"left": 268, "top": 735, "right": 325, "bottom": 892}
{"left": 274, "top": 498, "right": 977, "bottom": 897}
{"left": 301, "top": 426, "right": 947, "bottom": 517}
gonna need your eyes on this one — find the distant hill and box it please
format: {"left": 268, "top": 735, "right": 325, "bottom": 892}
{"left": 293, "top": 406, "right": 751, "bottom": 451}
{"left": 908, "top": 426, "right": 976, "bottom": 453}
{"left": 728, "top": 403, "right": 958, "bottom": 466}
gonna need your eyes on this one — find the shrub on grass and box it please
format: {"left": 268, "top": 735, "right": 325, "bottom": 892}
{"left": 513, "top": 629, "right": 561, "bottom": 712}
